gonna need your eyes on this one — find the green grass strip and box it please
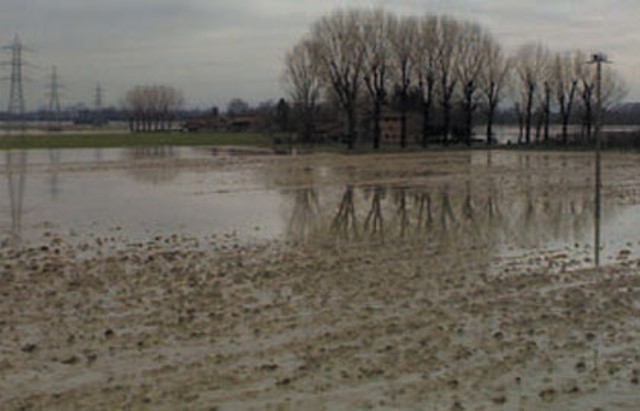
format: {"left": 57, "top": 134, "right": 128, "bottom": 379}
{"left": 0, "top": 132, "right": 273, "bottom": 150}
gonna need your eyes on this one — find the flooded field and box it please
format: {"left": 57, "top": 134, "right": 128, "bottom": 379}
{"left": 1, "top": 148, "right": 640, "bottom": 410}
{"left": 3, "top": 147, "right": 640, "bottom": 263}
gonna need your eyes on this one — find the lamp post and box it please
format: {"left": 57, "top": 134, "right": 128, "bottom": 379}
{"left": 588, "top": 53, "right": 610, "bottom": 267}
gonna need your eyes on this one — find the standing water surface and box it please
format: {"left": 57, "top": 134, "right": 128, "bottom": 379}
{"left": 2, "top": 147, "right": 640, "bottom": 269}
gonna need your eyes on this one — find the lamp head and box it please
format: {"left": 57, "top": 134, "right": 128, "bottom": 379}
{"left": 592, "top": 53, "right": 608, "bottom": 63}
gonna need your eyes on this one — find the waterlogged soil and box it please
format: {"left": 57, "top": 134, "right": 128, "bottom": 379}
{"left": 1, "top": 149, "right": 640, "bottom": 410}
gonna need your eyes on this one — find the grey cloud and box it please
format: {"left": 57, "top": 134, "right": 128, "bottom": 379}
{"left": 1, "top": 0, "right": 639, "bottom": 110}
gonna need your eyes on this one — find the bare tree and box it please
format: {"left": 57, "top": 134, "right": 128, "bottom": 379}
{"left": 577, "top": 51, "right": 596, "bottom": 142}
{"left": 435, "top": 16, "right": 461, "bottom": 143}
{"left": 283, "top": 39, "right": 322, "bottom": 142}
{"left": 513, "top": 43, "right": 549, "bottom": 144}
{"left": 158, "top": 85, "right": 184, "bottom": 131}
{"left": 286, "top": 8, "right": 630, "bottom": 151}
{"left": 579, "top": 61, "right": 628, "bottom": 142}
{"left": 126, "top": 85, "right": 182, "bottom": 133}
{"left": 309, "top": 9, "right": 367, "bottom": 150}
{"left": 415, "top": 15, "right": 439, "bottom": 147}
{"left": 601, "top": 66, "right": 628, "bottom": 112}
{"left": 456, "top": 21, "right": 486, "bottom": 145}
{"left": 552, "top": 51, "right": 579, "bottom": 144}
{"left": 388, "top": 14, "right": 418, "bottom": 148}
{"left": 227, "top": 98, "right": 250, "bottom": 116}
{"left": 541, "top": 79, "right": 552, "bottom": 143}
{"left": 575, "top": 51, "right": 628, "bottom": 143}
{"left": 480, "top": 34, "right": 510, "bottom": 145}
{"left": 362, "top": 9, "right": 390, "bottom": 149}
{"left": 126, "top": 86, "right": 144, "bottom": 132}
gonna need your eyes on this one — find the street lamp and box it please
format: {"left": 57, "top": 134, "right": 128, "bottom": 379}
{"left": 587, "top": 52, "right": 610, "bottom": 267}
{"left": 588, "top": 53, "right": 610, "bottom": 149}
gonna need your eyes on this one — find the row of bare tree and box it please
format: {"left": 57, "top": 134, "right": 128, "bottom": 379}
{"left": 283, "top": 9, "right": 626, "bottom": 149}
{"left": 125, "top": 85, "right": 184, "bottom": 132}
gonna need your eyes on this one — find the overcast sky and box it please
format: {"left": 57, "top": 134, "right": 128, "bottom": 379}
{"left": 1, "top": 0, "right": 639, "bottom": 111}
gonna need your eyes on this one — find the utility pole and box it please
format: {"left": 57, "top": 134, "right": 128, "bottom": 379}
{"left": 588, "top": 52, "right": 610, "bottom": 268}
{"left": 47, "top": 65, "right": 61, "bottom": 129}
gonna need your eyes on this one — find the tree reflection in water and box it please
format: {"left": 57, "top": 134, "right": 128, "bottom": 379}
{"left": 392, "top": 187, "right": 409, "bottom": 238}
{"left": 287, "top": 176, "right": 600, "bottom": 265}
{"left": 48, "top": 149, "right": 61, "bottom": 200}
{"left": 287, "top": 188, "right": 319, "bottom": 241}
{"left": 332, "top": 185, "right": 358, "bottom": 240}
{"left": 462, "top": 181, "right": 474, "bottom": 222}
{"left": 125, "top": 146, "right": 179, "bottom": 185}
{"left": 5, "top": 150, "right": 27, "bottom": 245}
{"left": 414, "top": 192, "right": 433, "bottom": 231}
{"left": 440, "top": 187, "right": 456, "bottom": 231}
{"left": 363, "top": 186, "right": 385, "bottom": 239}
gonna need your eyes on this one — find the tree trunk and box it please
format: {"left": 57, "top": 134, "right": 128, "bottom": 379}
{"left": 486, "top": 103, "right": 495, "bottom": 145}
{"left": 543, "top": 83, "right": 551, "bottom": 144}
{"left": 421, "top": 101, "right": 431, "bottom": 148}
{"left": 585, "top": 105, "right": 592, "bottom": 144}
{"left": 421, "top": 80, "right": 434, "bottom": 148}
{"left": 535, "top": 110, "right": 543, "bottom": 144}
{"left": 517, "top": 113, "right": 524, "bottom": 144}
{"left": 464, "top": 82, "right": 474, "bottom": 146}
{"left": 303, "top": 107, "right": 315, "bottom": 144}
{"left": 347, "top": 108, "right": 356, "bottom": 150}
{"left": 373, "top": 100, "right": 381, "bottom": 150}
{"left": 442, "top": 98, "right": 451, "bottom": 145}
{"left": 399, "top": 90, "right": 408, "bottom": 149}
{"left": 525, "top": 84, "right": 534, "bottom": 145}
{"left": 561, "top": 113, "right": 569, "bottom": 145}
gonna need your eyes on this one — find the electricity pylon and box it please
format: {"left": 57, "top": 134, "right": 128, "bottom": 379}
{"left": 47, "top": 65, "right": 61, "bottom": 127}
{"left": 4, "top": 35, "right": 26, "bottom": 117}
{"left": 94, "top": 82, "right": 105, "bottom": 126}
{"left": 95, "top": 83, "right": 103, "bottom": 110}
{"left": 2, "top": 34, "right": 33, "bottom": 133}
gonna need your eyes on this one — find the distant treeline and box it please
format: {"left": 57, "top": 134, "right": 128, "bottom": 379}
{"left": 3, "top": 102, "right": 640, "bottom": 130}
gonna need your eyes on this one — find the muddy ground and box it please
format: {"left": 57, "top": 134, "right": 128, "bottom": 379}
{"left": 1, "top": 150, "right": 640, "bottom": 410}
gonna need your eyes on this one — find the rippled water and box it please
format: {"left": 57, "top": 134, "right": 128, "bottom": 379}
{"left": 2, "top": 147, "right": 640, "bottom": 267}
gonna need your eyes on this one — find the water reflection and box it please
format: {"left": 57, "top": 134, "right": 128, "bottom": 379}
{"left": 331, "top": 185, "right": 358, "bottom": 241}
{"left": 48, "top": 149, "right": 61, "bottom": 200}
{"left": 125, "top": 146, "right": 179, "bottom": 185}
{"left": 393, "top": 187, "right": 409, "bottom": 238}
{"left": 287, "top": 187, "right": 319, "bottom": 241}
{"left": 414, "top": 191, "right": 433, "bottom": 230}
{"left": 287, "top": 178, "right": 601, "bottom": 265}
{"left": 4, "top": 150, "right": 27, "bottom": 244}
{"left": 363, "top": 186, "right": 385, "bottom": 239}
{"left": 0, "top": 147, "right": 617, "bottom": 268}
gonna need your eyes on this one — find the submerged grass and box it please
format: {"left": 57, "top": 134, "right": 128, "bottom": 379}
{"left": 0, "top": 132, "right": 273, "bottom": 150}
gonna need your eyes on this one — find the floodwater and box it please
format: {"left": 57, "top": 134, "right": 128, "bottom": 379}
{"left": 1, "top": 146, "right": 640, "bottom": 267}
{"left": 475, "top": 124, "right": 640, "bottom": 144}
{"left": 0, "top": 147, "right": 283, "bottom": 245}
{"left": 3, "top": 146, "right": 640, "bottom": 410}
